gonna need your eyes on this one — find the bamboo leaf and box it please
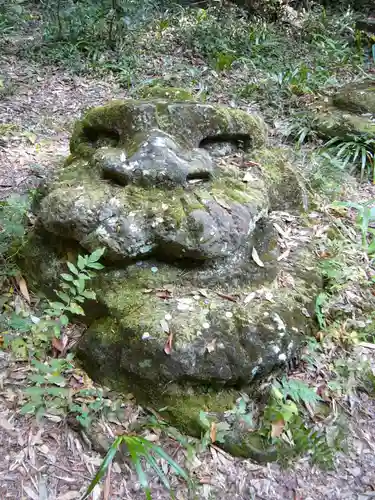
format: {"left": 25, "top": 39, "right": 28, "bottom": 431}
{"left": 80, "top": 436, "right": 122, "bottom": 500}
{"left": 143, "top": 452, "right": 171, "bottom": 490}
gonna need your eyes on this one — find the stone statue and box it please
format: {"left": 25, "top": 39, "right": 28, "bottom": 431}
{"left": 26, "top": 97, "right": 321, "bottom": 459}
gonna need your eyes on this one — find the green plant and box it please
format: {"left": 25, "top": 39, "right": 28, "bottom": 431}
{"left": 198, "top": 410, "right": 231, "bottom": 450}
{"left": 262, "top": 379, "right": 340, "bottom": 468}
{"left": 0, "top": 194, "right": 29, "bottom": 271}
{"left": 29, "top": 248, "right": 105, "bottom": 354}
{"left": 274, "top": 377, "right": 322, "bottom": 407}
{"left": 21, "top": 357, "right": 117, "bottom": 426}
{"left": 214, "top": 51, "right": 237, "bottom": 71}
{"left": 328, "top": 355, "right": 375, "bottom": 398}
{"left": 324, "top": 135, "right": 375, "bottom": 181}
{"left": 10, "top": 247, "right": 109, "bottom": 424}
{"left": 270, "top": 65, "right": 322, "bottom": 96}
{"left": 282, "top": 114, "right": 317, "bottom": 146}
{"left": 81, "top": 434, "right": 192, "bottom": 500}
{"left": 315, "top": 292, "right": 328, "bottom": 330}
{"left": 2, "top": 247, "right": 105, "bottom": 362}
{"left": 20, "top": 356, "right": 74, "bottom": 419}
{"left": 332, "top": 200, "right": 375, "bottom": 254}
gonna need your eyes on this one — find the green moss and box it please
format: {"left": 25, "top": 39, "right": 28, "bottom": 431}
{"left": 251, "top": 147, "right": 307, "bottom": 210}
{"left": 253, "top": 148, "right": 284, "bottom": 184}
{"left": 137, "top": 85, "right": 194, "bottom": 101}
{"left": 223, "top": 430, "right": 278, "bottom": 461}
{"left": 314, "top": 108, "right": 375, "bottom": 140}
{"left": 70, "top": 100, "right": 268, "bottom": 159}
{"left": 16, "top": 231, "right": 80, "bottom": 292}
{"left": 157, "top": 385, "right": 238, "bottom": 434}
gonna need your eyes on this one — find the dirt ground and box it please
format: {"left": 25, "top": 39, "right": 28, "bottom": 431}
{"left": 1, "top": 52, "right": 375, "bottom": 500}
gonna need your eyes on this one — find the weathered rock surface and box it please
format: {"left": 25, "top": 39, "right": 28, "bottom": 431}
{"left": 25, "top": 98, "right": 321, "bottom": 459}
{"left": 312, "top": 80, "right": 375, "bottom": 140}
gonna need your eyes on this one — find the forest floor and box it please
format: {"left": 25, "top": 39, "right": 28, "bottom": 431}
{"left": 1, "top": 20, "right": 375, "bottom": 500}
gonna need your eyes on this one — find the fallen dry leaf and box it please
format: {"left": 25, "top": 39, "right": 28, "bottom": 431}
{"left": 0, "top": 417, "right": 16, "bottom": 435}
{"left": 160, "top": 318, "right": 169, "bottom": 333}
{"left": 244, "top": 292, "right": 256, "bottom": 304}
{"left": 23, "top": 486, "right": 38, "bottom": 500}
{"left": 251, "top": 247, "right": 264, "bottom": 267}
{"left": 243, "top": 160, "right": 261, "bottom": 168}
{"left": 271, "top": 419, "right": 285, "bottom": 438}
{"left": 164, "top": 331, "right": 174, "bottom": 355}
{"left": 206, "top": 338, "right": 216, "bottom": 353}
{"left": 273, "top": 222, "right": 289, "bottom": 238}
{"left": 357, "top": 342, "right": 375, "bottom": 350}
{"left": 17, "top": 276, "right": 30, "bottom": 303}
{"left": 277, "top": 248, "right": 291, "bottom": 261}
{"left": 155, "top": 290, "right": 173, "bottom": 299}
{"left": 213, "top": 196, "right": 232, "bottom": 211}
{"left": 216, "top": 292, "right": 237, "bottom": 302}
{"left": 57, "top": 492, "right": 81, "bottom": 500}
{"left": 52, "top": 336, "right": 65, "bottom": 353}
{"left": 210, "top": 421, "right": 217, "bottom": 443}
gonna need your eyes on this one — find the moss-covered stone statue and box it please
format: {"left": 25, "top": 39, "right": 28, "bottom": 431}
{"left": 311, "top": 80, "right": 375, "bottom": 139}
{"left": 25, "top": 98, "right": 322, "bottom": 460}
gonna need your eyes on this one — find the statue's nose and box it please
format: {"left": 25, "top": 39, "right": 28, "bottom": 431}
{"left": 93, "top": 134, "right": 214, "bottom": 188}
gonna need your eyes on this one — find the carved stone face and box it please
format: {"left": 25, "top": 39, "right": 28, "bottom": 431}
{"left": 30, "top": 100, "right": 320, "bottom": 458}
{"left": 94, "top": 130, "right": 215, "bottom": 188}
{"left": 39, "top": 100, "right": 269, "bottom": 262}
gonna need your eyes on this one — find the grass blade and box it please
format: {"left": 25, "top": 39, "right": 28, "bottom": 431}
{"left": 80, "top": 436, "right": 122, "bottom": 500}
{"left": 151, "top": 444, "right": 191, "bottom": 483}
{"left": 143, "top": 451, "right": 171, "bottom": 490}
{"left": 127, "top": 442, "right": 150, "bottom": 491}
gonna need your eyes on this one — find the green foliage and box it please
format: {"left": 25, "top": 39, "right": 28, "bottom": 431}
{"left": 20, "top": 356, "right": 74, "bottom": 419}
{"left": 328, "top": 356, "right": 375, "bottom": 397}
{"left": 274, "top": 377, "right": 322, "bottom": 407}
{"left": 324, "top": 135, "right": 375, "bottom": 181}
{"left": 0, "top": 0, "right": 30, "bottom": 32}
{"left": 81, "top": 434, "right": 191, "bottom": 500}
{"left": 214, "top": 51, "right": 237, "bottom": 71}
{"left": 2, "top": 247, "right": 104, "bottom": 360}
{"left": 198, "top": 410, "right": 231, "bottom": 449}
{"left": 3, "top": 246, "right": 108, "bottom": 425}
{"left": 11, "top": 248, "right": 106, "bottom": 358}
{"left": 262, "top": 379, "right": 340, "bottom": 468}
{"left": 332, "top": 200, "right": 375, "bottom": 255}
{"left": 315, "top": 292, "right": 328, "bottom": 330}
{"left": 22, "top": 356, "right": 117, "bottom": 427}
{"left": 270, "top": 64, "right": 335, "bottom": 97}
{"left": 282, "top": 114, "right": 317, "bottom": 146}
{"left": 0, "top": 194, "right": 29, "bottom": 270}
{"left": 0, "top": 0, "right": 363, "bottom": 121}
